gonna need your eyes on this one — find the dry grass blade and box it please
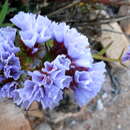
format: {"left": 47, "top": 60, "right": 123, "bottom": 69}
{"left": 47, "top": 1, "right": 80, "bottom": 17}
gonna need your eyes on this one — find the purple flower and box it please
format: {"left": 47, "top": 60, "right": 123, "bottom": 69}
{"left": 50, "top": 22, "right": 69, "bottom": 43}
{"left": 10, "top": 12, "right": 36, "bottom": 30}
{"left": 36, "top": 15, "right": 51, "bottom": 43}
{"left": 0, "top": 39, "right": 19, "bottom": 55}
{"left": 11, "top": 12, "right": 52, "bottom": 48}
{"left": 0, "top": 52, "right": 10, "bottom": 62}
{"left": 4, "top": 66, "right": 21, "bottom": 80}
{"left": 42, "top": 61, "right": 56, "bottom": 73}
{"left": 52, "top": 54, "right": 71, "bottom": 70}
{"left": 0, "top": 27, "right": 20, "bottom": 53}
{"left": 50, "top": 21, "right": 93, "bottom": 68}
{"left": 19, "top": 30, "right": 38, "bottom": 48}
{"left": 5, "top": 54, "right": 20, "bottom": 67}
{"left": 13, "top": 57, "right": 72, "bottom": 109}
{"left": 0, "top": 27, "right": 22, "bottom": 85}
{"left": 122, "top": 46, "right": 130, "bottom": 62}
{"left": 10, "top": 12, "right": 93, "bottom": 69}
{"left": 64, "top": 28, "right": 89, "bottom": 49}
{"left": 62, "top": 28, "right": 93, "bottom": 68}
{"left": 0, "top": 82, "right": 18, "bottom": 98}
{"left": 0, "top": 75, "right": 6, "bottom": 82}
{"left": 13, "top": 80, "right": 63, "bottom": 109}
{"left": 1, "top": 12, "right": 106, "bottom": 110}
{"left": 68, "top": 48, "right": 93, "bottom": 68}
{"left": 0, "top": 27, "right": 16, "bottom": 44}
{"left": 0, "top": 52, "right": 21, "bottom": 81}
{"left": 13, "top": 80, "right": 41, "bottom": 109}
{"left": 72, "top": 62, "right": 106, "bottom": 106}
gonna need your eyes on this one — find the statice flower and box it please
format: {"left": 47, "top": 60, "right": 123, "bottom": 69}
{"left": 0, "top": 27, "right": 16, "bottom": 45}
{"left": 0, "top": 12, "right": 106, "bottom": 110}
{"left": 0, "top": 82, "right": 18, "bottom": 98}
{"left": 73, "top": 62, "right": 106, "bottom": 106}
{"left": 52, "top": 54, "right": 71, "bottom": 70}
{"left": 0, "top": 28, "right": 21, "bottom": 81}
{"left": 48, "top": 20, "right": 105, "bottom": 107}
{"left": 0, "top": 27, "right": 21, "bottom": 99}
{"left": 0, "top": 27, "right": 20, "bottom": 53}
{"left": 4, "top": 54, "right": 21, "bottom": 80}
{"left": 50, "top": 22, "right": 70, "bottom": 43}
{"left": 122, "top": 46, "right": 130, "bottom": 62}
{"left": 13, "top": 55, "right": 72, "bottom": 109}
{"left": 10, "top": 12, "right": 36, "bottom": 30}
{"left": 50, "top": 22, "right": 93, "bottom": 68}
{"left": 10, "top": 11, "right": 52, "bottom": 48}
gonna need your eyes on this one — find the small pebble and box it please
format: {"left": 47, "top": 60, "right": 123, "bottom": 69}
{"left": 117, "top": 124, "right": 121, "bottom": 129}
{"left": 35, "top": 123, "right": 52, "bottom": 130}
{"left": 102, "top": 93, "right": 108, "bottom": 99}
{"left": 71, "top": 120, "right": 77, "bottom": 126}
{"left": 97, "top": 99, "right": 104, "bottom": 110}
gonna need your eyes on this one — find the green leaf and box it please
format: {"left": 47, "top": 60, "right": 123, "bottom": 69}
{"left": 97, "top": 42, "right": 113, "bottom": 56}
{"left": 0, "top": 0, "right": 9, "bottom": 24}
{"left": 45, "top": 40, "right": 54, "bottom": 48}
{"left": 8, "top": 8, "right": 17, "bottom": 13}
{"left": 0, "top": 23, "right": 13, "bottom": 27}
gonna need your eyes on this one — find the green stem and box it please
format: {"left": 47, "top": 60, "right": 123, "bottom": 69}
{"left": 92, "top": 54, "right": 119, "bottom": 62}
{"left": 96, "top": 42, "right": 113, "bottom": 56}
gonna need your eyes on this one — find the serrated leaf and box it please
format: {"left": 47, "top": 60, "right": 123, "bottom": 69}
{"left": 0, "top": 0, "right": 9, "bottom": 24}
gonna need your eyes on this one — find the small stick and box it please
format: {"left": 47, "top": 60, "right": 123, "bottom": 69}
{"left": 52, "top": 105, "right": 87, "bottom": 124}
{"left": 67, "top": 15, "right": 130, "bottom": 25}
{"left": 85, "top": 0, "right": 130, "bottom": 6}
{"left": 47, "top": 1, "right": 80, "bottom": 17}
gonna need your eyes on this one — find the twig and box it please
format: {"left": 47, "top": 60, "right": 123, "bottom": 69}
{"left": 67, "top": 15, "right": 130, "bottom": 25}
{"left": 99, "top": 1, "right": 130, "bottom": 6}
{"left": 100, "top": 29, "right": 126, "bottom": 34}
{"left": 85, "top": 0, "right": 130, "bottom": 6}
{"left": 47, "top": 1, "right": 80, "bottom": 17}
{"left": 52, "top": 105, "right": 87, "bottom": 124}
{"left": 93, "top": 54, "right": 119, "bottom": 62}
{"left": 79, "top": 25, "right": 130, "bottom": 36}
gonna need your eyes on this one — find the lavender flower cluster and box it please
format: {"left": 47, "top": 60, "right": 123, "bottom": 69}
{"left": 0, "top": 12, "right": 106, "bottom": 109}
{"left": 122, "top": 46, "right": 130, "bottom": 62}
